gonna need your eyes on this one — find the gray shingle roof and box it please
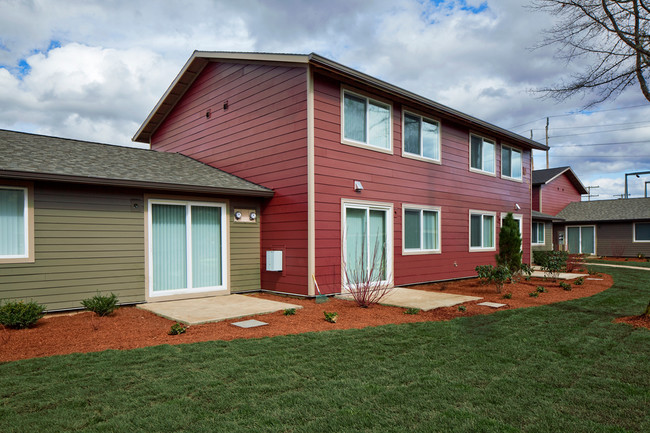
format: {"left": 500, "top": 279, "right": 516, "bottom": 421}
{"left": 532, "top": 210, "right": 564, "bottom": 221}
{"left": 0, "top": 129, "right": 273, "bottom": 197}
{"left": 556, "top": 198, "right": 650, "bottom": 222}
{"left": 532, "top": 166, "right": 588, "bottom": 195}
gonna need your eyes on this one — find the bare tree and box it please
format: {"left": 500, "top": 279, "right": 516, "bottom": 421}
{"left": 531, "top": 0, "right": 650, "bottom": 106}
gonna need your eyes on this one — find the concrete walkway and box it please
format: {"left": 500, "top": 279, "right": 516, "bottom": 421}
{"left": 339, "top": 287, "right": 482, "bottom": 311}
{"left": 138, "top": 294, "right": 302, "bottom": 325}
{"left": 586, "top": 263, "right": 650, "bottom": 271}
{"left": 530, "top": 270, "right": 589, "bottom": 279}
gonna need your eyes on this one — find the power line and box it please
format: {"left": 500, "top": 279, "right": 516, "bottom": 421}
{"left": 560, "top": 139, "right": 649, "bottom": 147}
{"left": 549, "top": 124, "right": 650, "bottom": 138}
{"left": 508, "top": 103, "right": 650, "bottom": 129}
{"left": 527, "top": 120, "right": 650, "bottom": 131}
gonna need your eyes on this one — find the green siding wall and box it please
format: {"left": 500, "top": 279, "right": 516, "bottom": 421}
{"left": 532, "top": 222, "right": 554, "bottom": 252}
{"left": 0, "top": 183, "right": 145, "bottom": 311}
{"left": 229, "top": 201, "right": 261, "bottom": 292}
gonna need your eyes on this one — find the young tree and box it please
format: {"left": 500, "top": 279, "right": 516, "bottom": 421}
{"left": 497, "top": 213, "right": 523, "bottom": 274}
{"left": 531, "top": 0, "right": 650, "bottom": 106}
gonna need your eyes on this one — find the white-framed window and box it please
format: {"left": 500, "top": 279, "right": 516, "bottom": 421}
{"left": 148, "top": 199, "right": 227, "bottom": 297}
{"left": 633, "top": 222, "right": 650, "bottom": 242}
{"left": 532, "top": 222, "right": 545, "bottom": 245}
{"left": 501, "top": 145, "right": 522, "bottom": 180}
{"left": 0, "top": 185, "right": 31, "bottom": 262}
{"left": 402, "top": 111, "right": 440, "bottom": 163}
{"left": 403, "top": 206, "right": 441, "bottom": 254}
{"left": 342, "top": 89, "right": 392, "bottom": 152}
{"left": 470, "top": 134, "right": 496, "bottom": 175}
{"left": 342, "top": 199, "right": 393, "bottom": 288}
{"left": 470, "top": 210, "right": 496, "bottom": 251}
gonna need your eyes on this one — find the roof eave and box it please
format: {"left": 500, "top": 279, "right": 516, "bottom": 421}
{"left": 0, "top": 170, "right": 274, "bottom": 198}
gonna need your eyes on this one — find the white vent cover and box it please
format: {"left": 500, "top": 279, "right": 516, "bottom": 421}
{"left": 266, "top": 250, "right": 283, "bottom": 272}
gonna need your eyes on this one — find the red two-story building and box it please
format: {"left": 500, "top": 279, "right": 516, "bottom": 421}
{"left": 134, "top": 51, "right": 548, "bottom": 298}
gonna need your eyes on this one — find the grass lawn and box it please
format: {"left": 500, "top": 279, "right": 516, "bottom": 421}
{"left": 1, "top": 267, "right": 649, "bottom": 433}
{"left": 586, "top": 259, "right": 650, "bottom": 268}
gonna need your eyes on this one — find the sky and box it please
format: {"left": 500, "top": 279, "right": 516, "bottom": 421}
{"left": 1, "top": 0, "right": 649, "bottom": 200}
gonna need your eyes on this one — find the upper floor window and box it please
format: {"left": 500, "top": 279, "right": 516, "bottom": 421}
{"left": 343, "top": 91, "right": 391, "bottom": 151}
{"left": 470, "top": 134, "right": 495, "bottom": 174}
{"left": 0, "top": 186, "right": 29, "bottom": 260}
{"left": 403, "top": 206, "right": 441, "bottom": 253}
{"left": 403, "top": 112, "right": 440, "bottom": 162}
{"left": 634, "top": 222, "right": 650, "bottom": 242}
{"left": 501, "top": 145, "right": 522, "bottom": 180}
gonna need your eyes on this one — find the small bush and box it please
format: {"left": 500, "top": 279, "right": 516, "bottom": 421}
{"left": 475, "top": 265, "right": 494, "bottom": 284}
{"left": 566, "top": 254, "right": 586, "bottom": 272}
{"left": 168, "top": 323, "right": 187, "bottom": 335}
{"left": 533, "top": 250, "right": 549, "bottom": 266}
{"left": 323, "top": 311, "right": 338, "bottom": 323}
{"left": 536, "top": 286, "right": 547, "bottom": 293}
{"left": 529, "top": 292, "right": 539, "bottom": 298}
{"left": 81, "top": 293, "right": 118, "bottom": 316}
{"left": 475, "top": 264, "right": 511, "bottom": 293}
{"left": 588, "top": 270, "right": 602, "bottom": 277}
{"left": 0, "top": 300, "right": 46, "bottom": 329}
{"left": 458, "top": 305, "right": 467, "bottom": 312}
{"left": 502, "top": 292, "right": 512, "bottom": 299}
{"left": 283, "top": 308, "right": 296, "bottom": 316}
{"left": 542, "top": 251, "right": 569, "bottom": 279}
{"left": 574, "top": 277, "right": 585, "bottom": 286}
{"left": 560, "top": 281, "right": 572, "bottom": 291}
{"left": 404, "top": 307, "right": 420, "bottom": 315}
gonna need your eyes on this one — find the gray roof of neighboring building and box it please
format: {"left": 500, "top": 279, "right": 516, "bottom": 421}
{"left": 0, "top": 129, "right": 273, "bottom": 197}
{"left": 532, "top": 210, "right": 564, "bottom": 222}
{"left": 532, "top": 166, "right": 588, "bottom": 195}
{"left": 556, "top": 197, "right": 650, "bottom": 222}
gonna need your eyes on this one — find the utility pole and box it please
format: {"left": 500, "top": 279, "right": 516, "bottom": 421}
{"left": 585, "top": 185, "right": 599, "bottom": 201}
{"left": 545, "top": 117, "right": 549, "bottom": 169}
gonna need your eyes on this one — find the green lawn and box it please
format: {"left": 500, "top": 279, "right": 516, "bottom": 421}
{"left": 1, "top": 267, "right": 649, "bottom": 432}
{"left": 587, "top": 259, "right": 650, "bottom": 268}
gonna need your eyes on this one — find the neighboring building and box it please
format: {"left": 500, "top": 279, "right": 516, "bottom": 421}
{"left": 0, "top": 130, "right": 272, "bottom": 310}
{"left": 555, "top": 197, "right": 650, "bottom": 257}
{"left": 531, "top": 167, "right": 587, "bottom": 252}
{"left": 134, "top": 51, "right": 547, "bottom": 298}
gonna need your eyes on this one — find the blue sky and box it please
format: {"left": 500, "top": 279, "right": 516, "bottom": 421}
{"left": 1, "top": 0, "right": 649, "bottom": 199}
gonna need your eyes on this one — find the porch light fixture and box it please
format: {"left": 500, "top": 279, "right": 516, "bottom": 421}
{"left": 250, "top": 212, "right": 257, "bottom": 220}
{"left": 354, "top": 180, "right": 364, "bottom": 192}
{"left": 514, "top": 203, "right": 521, "bottom": 210}
{"left": 234, "top": 211, "right": 242, "bottom": 220}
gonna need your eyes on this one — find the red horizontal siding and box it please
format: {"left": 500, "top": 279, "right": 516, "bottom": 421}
{"left": 313, "top": 73, "right": 533, "bottom": 294}
{"left": 540, "top": 174, "right": 582, "bottom": 215}
{"left": 532, "top": 187, "right": 540, "bottom": 212}
{"left": 151, "top": 62, "right": 309, "bottom": 294}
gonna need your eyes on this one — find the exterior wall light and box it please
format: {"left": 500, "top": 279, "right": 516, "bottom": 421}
{"left": 250, "top": 212, "right": 257, "bottom": 220}
{"left": 354, "top": 180, "right": 363, "bottom": 192}
{"left": 234, "top": 211, "right": 242, "bottom": 220}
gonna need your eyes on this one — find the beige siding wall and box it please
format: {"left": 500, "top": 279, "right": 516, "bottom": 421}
{"left": 0, "top": 183, "right": 145, "bottom": 311}
{"left": 532, "top": 221, "right": 554, "bottom": 252}
{"left": 230, "top": 200, "right": 261, "bottom": 292}
{"left": 597, "top": 222, "right": 650, "bottom": 257}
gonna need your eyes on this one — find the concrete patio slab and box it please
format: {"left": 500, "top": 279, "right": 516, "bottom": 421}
{"left": 137, "top": 295, "right": 302, "bottom": 325}
{"left": 373, "top": 288, "right": 481, "bottom": 311}
{"left": 530, "top": 271, "right": 588, "bottom": 279}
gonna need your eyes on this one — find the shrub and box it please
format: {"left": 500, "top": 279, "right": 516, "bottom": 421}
{"left": 475, "top": 265, "right": 494, "bottom": 285}
{"left": 0, "top": 300, "right": 46, "bottom": 329}
{"left": 529, "top": 292, "right": 539, "bottom": 298}
{"left": 458, "top": 305, "right": 467, "bottom": 312}
{"left": 474, "top": 264, "right": 511, "bottom": 293}
{"left": 512, "top": 263, "right": 533, "bottom": 283}
{"left": 342, "top": 241, "right": 393, "bottom": 308}
{"left": 542, "top": 250, "right": 569, "bottom": 279}
{"left": 323, "top": 311, "right": 338, "bottom": 323}
{"left": 574, "top": 277, "right": 585, "bottom": 286}
{"left": 81, "top": 293, "right": 118, "bottom": 316}
{"left": 496, "top": 213, "right": 523, "bottom": 274}
{"left": 502, "top": 292, "right": 512, "bottom": 299}
{"left": 560, "top": 281, "right": 572, "bottom": 291}
{"left": 566, "top": 254, "right": 586, "bottom": 272}
{"left": 536, "top": 286, "right": 547, "bottom": 293}
{"left": 283, "top": 308, "right": 296, "bottom": 316}
{"left": 533, "top": 250, "right": 550, "bottom": 267}
{"left": 404, "top": 307, "right": 420, "bottom": 315}
{"left": 168, "top": 323, "right": 187, "bottom": 335}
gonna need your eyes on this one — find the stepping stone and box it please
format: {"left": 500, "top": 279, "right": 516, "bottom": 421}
{"left": 586, "top": 278, "right": 603, "bottom": 280}
{"left": 477, "top": 302, "right": 507, "bottom": 308}
{"left": 231, "top": 319, "right": 268, "bottom": 328}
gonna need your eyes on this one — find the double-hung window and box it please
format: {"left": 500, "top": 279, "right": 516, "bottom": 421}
{"left": 634, "top": 222, "right": 650, "bottom": 242}
{"left": 403, "top": 206, "right": 441, "bottom": 253}
{"left": 0, "top": 186, "right": 30, "bottom": 261}
{"left": 501, "top": 145, "right": 522, "bottom": 180}
{"left": 148, "top": 200, "right": 227, "bottom": 296}
{"left": 470, "top": 134, "right": 495, "bottom": 174}
{"left": 532, "top": 222, "right": 545, "bottom": 244}
{"left": 470, "top": 211, "right": 496, "bottom": 251}
{"left": 342, "top": 90, "right": 391, "bottom": 151}
{"left": 403, "top": 112, "right": 440, "bottom": 162}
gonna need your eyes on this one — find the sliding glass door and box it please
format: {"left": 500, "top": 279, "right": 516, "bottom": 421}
{"left": 566, "top": 226, "right": 595, "bottom": 255}
{"left": 149, "top": 200, "right": 226, "bottom": 297}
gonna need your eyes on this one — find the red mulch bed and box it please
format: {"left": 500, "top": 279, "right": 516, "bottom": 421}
{"left": 0, "top": 273, "right": 618, "bottom": 363}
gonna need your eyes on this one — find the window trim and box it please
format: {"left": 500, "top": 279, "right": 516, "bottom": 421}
{"left": 147, "top": 198, "right": 228, "bottom": 298}
{"left": 532, "top": 222, "right": 546, "bottom": 245}
{"left": 340, "top": 87, "right": 393, "bottom": 154}
{"left": 633, "top": 222, "right": 650, "bottom": 243}
{"left": 402, "top": 205, "right": 442, "bottom": 255}
{"left": 0, "top": 182, "right": 34, "bottom": 264}
{"left": 469, "top": 133, "right": 497, "bottom": 176}
{"left": 469, "top": 210, "right": 497, "bottom": 252}
{"left": 565, "top": 225, "right": 597, "bottom": 255}
{"left": 401, "top": 109, "right": 441, "bottom": 164}
{"left": 341, "top": 198, "right": 394, "bottom": 289}
{"left": 500, "top": 144, "right": 523, "bottom": 182}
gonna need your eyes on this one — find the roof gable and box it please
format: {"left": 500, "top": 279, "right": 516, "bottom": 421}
{"left": 133, "top": 51, "right": 548, "bottom": 153}
{"left": 0, "top": 129, "right": 273, "bottom": 197}
{"left": 532, "top": 166, "right": 588, "bottom": 194}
